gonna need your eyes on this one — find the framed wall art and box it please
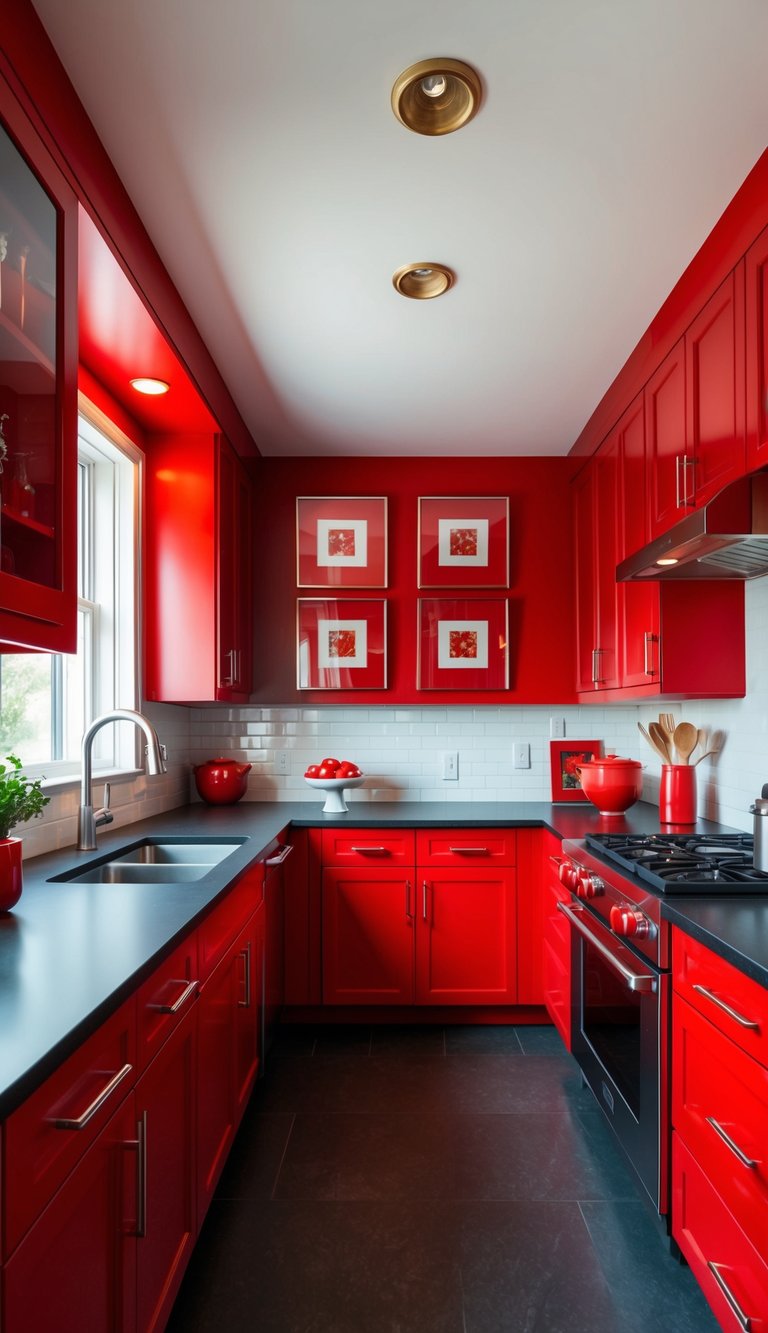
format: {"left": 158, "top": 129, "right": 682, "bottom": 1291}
{"left": 417, "top": 598, "right": 509, "bottom": 690}
{"left": 418, "top": 496, "right": 509, "bottom": 588}
{"left": 297, "top": 599, "right": 387, "bottom": 689}
{"left": 549, "top": 740, "right": 602, "bottom": 802}
{"left": 296, "top": 496, "right": 387, "bottom": 588}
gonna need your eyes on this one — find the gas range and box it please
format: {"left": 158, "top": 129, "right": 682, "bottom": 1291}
{"left": 584, "top": 832, "right": 768, "bottom": 894}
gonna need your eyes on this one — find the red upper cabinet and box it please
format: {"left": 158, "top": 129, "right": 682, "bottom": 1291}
{"left": 0, "top": 79, "right": 78, "bottom": 651}
{"left": 573, "top": 443, "right": 620, "bottom": 694}
{"left": 615, "top": 395, "right": 660, "bottom": 689}
{"left": 685, "top": 264, "right": 746, "bottom": 506}
{"left": 145, "top": 432, "right": 253, "bottom": 703}
{"left": 645, "top": 340, "right": 688, "bottom": 539}
{"left": 746, "top": 224, "right": 768, "bottom": 470}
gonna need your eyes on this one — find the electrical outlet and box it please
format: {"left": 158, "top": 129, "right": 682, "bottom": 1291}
{"left": 274, "top": 750, "right": 291, "bottom": 775}
{"left": 549, "top": 716, "right": 566, "bottom": 738}
{"left": 441, "top": 751, "right": 459, "bottom": 780}
{"left": 513, "top": 742, "right": 530, "bottom": 769}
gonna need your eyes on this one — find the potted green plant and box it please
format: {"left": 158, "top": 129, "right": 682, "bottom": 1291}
{"left": 0, "top": 754, "right": 49, "bottom": 911}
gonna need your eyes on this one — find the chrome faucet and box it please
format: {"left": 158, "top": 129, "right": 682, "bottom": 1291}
{"left": 77, "top": 708, "right": 167, "bottom": 851}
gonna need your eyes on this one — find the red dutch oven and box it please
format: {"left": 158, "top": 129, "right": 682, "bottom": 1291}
{"left": 194, "top": 757, "right": 252, "bottom": 805}
{"left": 576, "top": 755, "right": 643, "bottom": 816}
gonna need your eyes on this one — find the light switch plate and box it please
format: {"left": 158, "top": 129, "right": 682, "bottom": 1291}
{"left": 549, "top": 716, "right": 566, "bottom": 738}
{"left": 441, "top": 751, "right": 459, "bottom": 780}
{"left": 274, "top": 750, "right": 291, "bottom": 775}
{"left": 513, "top": 743, "right": 530, "bottom": 769}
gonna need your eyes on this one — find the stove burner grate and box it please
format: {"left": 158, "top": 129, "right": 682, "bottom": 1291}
{"left": 584, "top": 832, "right": 768, "bottom": 894}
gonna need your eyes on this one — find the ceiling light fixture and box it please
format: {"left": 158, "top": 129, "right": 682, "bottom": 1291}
{"left": 391, "top": 58, "right": 481, "bottom": 136}
{"left": 392, "top": 263, "right": 455, "bottom": 299}
{"left": 130, "top": 377, "right": 170, "bottom": 396}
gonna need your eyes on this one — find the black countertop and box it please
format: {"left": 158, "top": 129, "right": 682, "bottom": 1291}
{"left": 0, "top": 799, "right": 760, "bottom": 1118}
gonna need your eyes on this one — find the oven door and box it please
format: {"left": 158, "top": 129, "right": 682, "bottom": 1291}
{"left": 558, "top": 899, "right": 669, "bottom": 1214}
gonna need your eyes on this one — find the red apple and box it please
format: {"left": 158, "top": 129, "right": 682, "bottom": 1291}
{"left": 321, "top": 757, "right": 340, "bottom": 768}
{"left": 304, "top": 764, "right": 320, "bottom": 778}
{"left": 317, "top": 762, "right": 338, "bottom": 779}
{"left": 336, "top": 761, "right": 361, "bottom": 778}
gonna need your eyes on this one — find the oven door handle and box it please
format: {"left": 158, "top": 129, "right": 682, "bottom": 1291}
{"left": 557, "top": 901, "right": 658, "bottom": 993}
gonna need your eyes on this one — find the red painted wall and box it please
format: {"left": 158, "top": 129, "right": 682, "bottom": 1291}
{"left": 250, "top": 456, "right": 579, "bottom": 706}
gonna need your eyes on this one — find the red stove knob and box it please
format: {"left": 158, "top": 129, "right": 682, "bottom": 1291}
{"left": 558, "top": 860, "right": 578, "bottom": 890}
{"left": 575, "top": 871, "right": 603, "bottom": 899}
{"left": 610, "top": 904, "right": 650, "bottom": 938}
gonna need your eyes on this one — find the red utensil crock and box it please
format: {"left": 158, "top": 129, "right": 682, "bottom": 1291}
{"left": 659, "top": 764, "right": 697, "bottom": 825}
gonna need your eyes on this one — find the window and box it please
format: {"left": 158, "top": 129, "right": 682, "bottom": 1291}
{"left": 0, "top": 403, "right": 141, "bottom": 779}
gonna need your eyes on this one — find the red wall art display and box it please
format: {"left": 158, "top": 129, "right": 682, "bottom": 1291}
{"left": 549, "top": 739, "right": 602, "bottom": 802}
{"left": 297, "top": 599, "right": 387, "bottom": 689}
{"left": 296, "top": 497, "right": 387, "bottom": 588}
{"left": 417, "top": 598, "right": 509, "bottom": 690}
{"left": 418, "top": 497, "right": 509, "bottom": 588}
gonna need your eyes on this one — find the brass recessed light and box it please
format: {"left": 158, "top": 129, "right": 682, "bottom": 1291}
{"left": 391, "top": 58, "right": 482, "bottom": 136}
{"left": 130, "top": 377, "right": 170, "bottom": 396}
{"left": 392, "top": 263, "right": 455, "bottom": 299}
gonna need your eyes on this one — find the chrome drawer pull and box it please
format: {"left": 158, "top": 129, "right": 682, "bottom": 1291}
{"left": 151, "top": 977, "right": 199, "bottom": 1014}
{"left": 448, "top": 847, "right": 490, "bottom": 855}
{"left": 238, "top": 945, "right": 251, "bottom": 1008}
{"left": 405, "top": 879, "right": 413, "bottom": 920}
{"left": 705, "top": 1116, "right": 758, "bottom": 1169}
{"left": 422, "top": 880, "right": 429, "bottom": 922}
{"left": 265, "top": 843, "right": 294, "bottom": 866}
{"left": 350, "top": 846, "right": 390, "bottom": 855}
{"left": 557, "top": 902, "right": 656, "bottom": 992}
{"left": 54, "top": 1062, "right": 133, "bottom": 1130}
{"left": 137, "top": 1111, "right": 148, "bottom": 1238}
{"left": 693, "top": 984, "right": 760, "bottom": 1031}
{"left": 707, "top": 1261, "right": 752, "bottom": 1331}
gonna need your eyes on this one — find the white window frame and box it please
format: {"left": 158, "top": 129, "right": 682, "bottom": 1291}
{"left": 17, "top": 396, "right": 143, "bottom": 784}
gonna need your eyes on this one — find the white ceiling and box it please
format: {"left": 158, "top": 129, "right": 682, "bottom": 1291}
{"left": 32, "top": 0, "right": 768, "bottom": 457}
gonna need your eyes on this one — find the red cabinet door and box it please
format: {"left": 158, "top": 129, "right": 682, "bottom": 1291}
{"left": 646, "top": 339, "right": 688, "bottom": 539}
{"left": 197, "top": 940, "right": 238, "bottom": 1228}
{"left": 322, "top": 868, "right": 414, "bottom": 1004}
{"left": 217, "top": 435, "right": 252, "bottom": 699}
{"left": 686, "top": 265, "right": 746, "bottom": 507}
{"left": 234, "top": 903, "right": 263, "bottom": 1123}
{"left": 593, "top": 434, "right": 620, "bottom": 689}
{"left": 136, "top": 1005, "right": 197, "bottom": 1333}
{"left": 573, "top": 463, "right": 599, "bottom": 693}
{"left": 415, "top": 868, "right": 517, "bottom": 1005}
{"left": 0, "top": 79, "right": 78, "bottom": 651}
{"left": 541, "top": 846, "right": 572, "bottom": 1051}
{"left": 746, "top": 223, "right": 768, "bottom": 469}
{"left": 615, "top": 394, "right": 660, "bottom": 688}
{"left": 3, "top": 1095, "right": 137, "bottom": 1333}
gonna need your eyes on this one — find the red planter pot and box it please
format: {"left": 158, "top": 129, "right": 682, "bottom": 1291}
{"left": 0, "top": 837, "right": 23, "bottom": 912}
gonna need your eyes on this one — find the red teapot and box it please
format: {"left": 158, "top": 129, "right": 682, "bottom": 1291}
{"left": 193, "top": 757, "right": 251, "bottom": 805}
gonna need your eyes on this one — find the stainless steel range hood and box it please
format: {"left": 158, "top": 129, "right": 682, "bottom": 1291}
{"left": 617, "top": 471, "right": 768, "bottom": 581}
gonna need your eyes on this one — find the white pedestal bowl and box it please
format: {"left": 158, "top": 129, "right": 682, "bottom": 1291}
{"left": 304, "top": 775, "right": 365, "bottom": 814}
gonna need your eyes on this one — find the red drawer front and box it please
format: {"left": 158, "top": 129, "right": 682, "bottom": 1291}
{"left": 415, "top": 828, "right": 517, "bottom": 867}
{"left": 673, "top": 992, "right": 768, "bottom": 1261}
{"left": 673, "top": 1133, "right": 768, "bottom": 1332}
{"left": 4, "top": 997, "right": 136, "bottom": 1259}
{"left": 136, "top": 933, "right": 199, "bottom": 1070}
{"left": 543, "top": 936, "right": 571, "bottom": 1053}
{"left": 198, "top": 865, "right": 263, "bottom": 981}
{"left": 673, "top": 927, "right": 768, "bottom": 1068}
{"left": 321, "top": 829, "right": 415, "bottom": 867}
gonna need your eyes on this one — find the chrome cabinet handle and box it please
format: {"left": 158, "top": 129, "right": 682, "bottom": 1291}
{"left": 692, "top": 984, "right": 760, "bottom": 1030}
{"left": 151, "top": 977, "right": 199, "bottom": 1015}
{"left": 448, "top": 847, "right": 490, "bottom": 855}
{"left": 557, "top": 902, "right": 657, "bottom": 992}
{"left": 222, "top": 647, "right": 237, "bottom": 686}
{"left": 265, "top": 843, "right": 294, "bottom": 867}
{"left": 705, "top": 1116, "right": 758, "bottom": 1169}
{"left": 405, "top": 879, "right": 413, "bottom": 920}
{"left": 422, "top": 880, "right": 429, "bottom": 922}
{"left": 682, "top": 454, "right": 696, "bottom": 506}
{"left": 675, "top": 454, "right": 684, "bottom": 509}
{"left": 136, "top": 1111, "right": 148, "bottom": 1239}
{"left": 707, "top": 1261, "right": 752, "bottom": 1331}
{"left": 350, "top": 846, "right": 390, "bottom": 855}
{"left": 238, "top": 944, "right": 251, "bottom": 1008}
{"left": 54, "top": 1062, "right": 133, "bottom": 1130}
{"left": 643, "top": 631, "right": 657, "bottom": 677}
{"left": 675, "top": 453, "right": 696, "bottom": 508}
{"left": 591, "top": 647, "right": 604, "bottom": 685}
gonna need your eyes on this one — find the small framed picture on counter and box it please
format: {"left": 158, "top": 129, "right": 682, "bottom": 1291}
{"left": 297, "top": 598, "right": 387, "bottom": 689}
{"left": 549, "top": 739, "right": 602, "bottom": 802}
{"left": 296, "top": 497, "right": 387, "bottom": 588}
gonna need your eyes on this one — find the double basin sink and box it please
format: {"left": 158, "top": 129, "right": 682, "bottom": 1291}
{"left": 49, "top": 838, "right": 247, "bottom": 885}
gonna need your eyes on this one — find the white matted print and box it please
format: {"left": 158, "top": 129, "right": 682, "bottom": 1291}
{"left": 317, "top": 619, "right": 368, "bottom": 667}
{"left": 316, "top": 519, "right": 368, "bottom": 567}
{"left": 437, "top": 518, "right": 489, "bottom": 567}
{"left": 437, "top": 619, "right": 489, "bottom": 669}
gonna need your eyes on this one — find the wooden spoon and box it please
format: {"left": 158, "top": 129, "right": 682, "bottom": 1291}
{"left": 638, "top": 721, "right": 670, "bottom": 762}
{"left": 673, "top": 721, "right": 698, "bottom": 764}
{"left": 648, "top": 721, "right": 672, "bottom": 762}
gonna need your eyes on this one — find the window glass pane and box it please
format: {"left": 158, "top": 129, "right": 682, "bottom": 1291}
{"left": 0, "top": 652, "right": 53, "bottom": 761}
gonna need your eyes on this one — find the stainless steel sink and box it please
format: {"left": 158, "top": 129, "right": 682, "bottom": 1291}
{"left": 50, "top": 838, "right": 246, "bottom": 885}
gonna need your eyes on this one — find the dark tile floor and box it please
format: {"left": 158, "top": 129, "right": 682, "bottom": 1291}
{"left": 167, "top": 1025, "right": 718, "bottom": 1333}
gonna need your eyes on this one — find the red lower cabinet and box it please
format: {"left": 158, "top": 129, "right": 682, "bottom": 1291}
{"left": 541, "top": 839, "right": 572, "bottom": 1051}
{"left": 135, "top": 1006, "right": 197, "bottom": 1333}
{"left": 415, "top": 869, "right": 517, "bottom": 1005}
{"left": 322, "top": 868, "right": 415, "bottom": 1004}
{"left": 3, "top": 1094, "right": 138, "bottom": 1333}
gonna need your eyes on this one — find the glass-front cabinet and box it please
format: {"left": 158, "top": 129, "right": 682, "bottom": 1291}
{"left": 0, "top": 78, "right": 77, "bottom": 651}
